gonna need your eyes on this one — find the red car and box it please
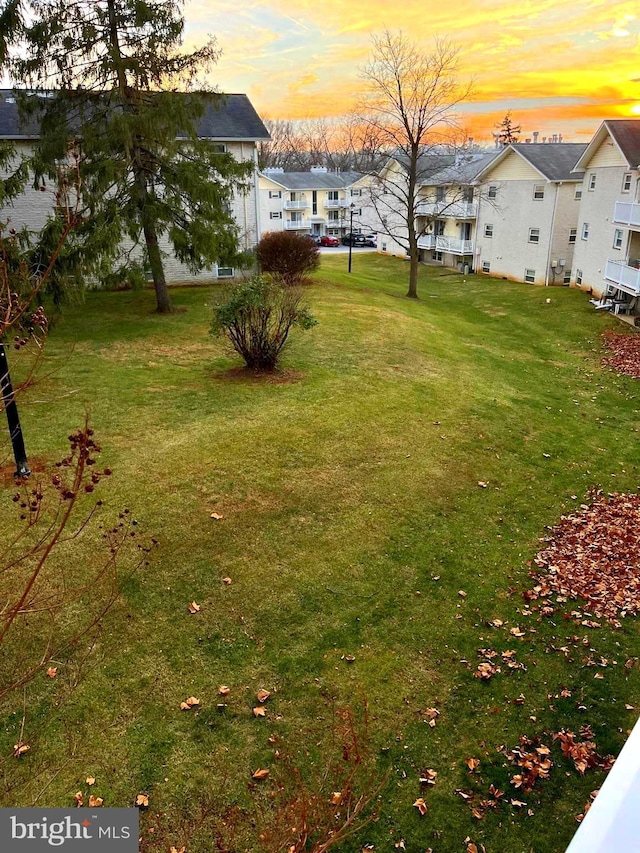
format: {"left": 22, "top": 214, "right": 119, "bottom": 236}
{"left": 319, "top": 235, "right": 340, "bottom": 247}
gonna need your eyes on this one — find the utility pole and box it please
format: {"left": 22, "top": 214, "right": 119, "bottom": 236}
{"left": 348, "top": 203, "right": 354, "bottom": 274}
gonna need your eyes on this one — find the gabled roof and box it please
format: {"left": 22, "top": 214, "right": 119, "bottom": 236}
{"left": 259, "top": 170, "right": 361, "bottom": 191}
{"left": 476, "top": 142, "right": 587, "bottom": 182}
{"left": 573, "top": 120, "right": 640, "bottom": 171}
{"left": 0, "top": 90, "right": 270, "bottom": 141}
{"left": 425, "top": 152, "right": 499, "bottom": 186}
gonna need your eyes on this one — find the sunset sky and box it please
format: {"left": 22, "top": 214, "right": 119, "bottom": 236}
{"left": 183, "top": 0, "right": 640, "bottom": 141}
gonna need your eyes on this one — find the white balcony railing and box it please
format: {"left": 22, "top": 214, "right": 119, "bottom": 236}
{"left": 416, "top": 201, "right": 477, "bottom": 219}
{"left": 418, "top": 234, "right": 473, "bottom": 254}
{"left": 284, "top": 219, "right": 311, "bottom": 230}
{"left": 604, "top": 258, "right": 640, "bottom": 295}
{"left": 284, "top": 200, "right": 309, "bottom": 210}
{"left": 324, "top": 199, "right": 350, "bottom": 209}
{"left": 613, "top": 201, "right": 640, "bottom": 229}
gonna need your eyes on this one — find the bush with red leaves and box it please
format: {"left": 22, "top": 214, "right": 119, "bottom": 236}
{"left": 256, "top": 231, "right": 320, "bottom": 285}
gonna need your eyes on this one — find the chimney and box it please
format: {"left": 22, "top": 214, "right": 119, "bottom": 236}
{"left": 532, "top": 131, "right": 539, "bottom": 143}
{"left": 559, "top": 133, "right": 563, "bottom": 143}
{"left": 542, "top": 136, "right": 547, "bottom": 143}
{"left": 524, "top": 138, "right": 531, "bottom": 144}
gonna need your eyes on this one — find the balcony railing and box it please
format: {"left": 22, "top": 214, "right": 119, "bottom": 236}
{"left": 417, "top": 235, "right": 473, "bottom": 254}
{"left": 284, "top": 200, "right": 309, "bottom": 210}
{"left": 416, "top": 201, "right": 477, "bottom": 219}
{"left": 604, "top": 258, "right": 640, "bottom": 295}
{"left": 324, "top": 199, "right": 350, "bottom": 209}
{"left": 284, "top": 219, "right": 311, "bottom": 230}
{"left": 613, "top": 201, "right": 640, "bottom": 229}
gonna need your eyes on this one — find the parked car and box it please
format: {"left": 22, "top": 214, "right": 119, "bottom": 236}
{"left": 361, "top": 234, "right": 377, "bottom": 247}
{"left": 341, "top": 233, "right": 367, "bottom": 246}
{"left": 304, "top": 234, "right": 321, "bottom": 245}
{"left": 319, "top": 235, "right": 340, "bottom": 247}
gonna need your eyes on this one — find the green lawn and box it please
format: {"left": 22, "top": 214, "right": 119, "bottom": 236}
{"left": 1, "top": 254, "right": 639, "bottom": 852}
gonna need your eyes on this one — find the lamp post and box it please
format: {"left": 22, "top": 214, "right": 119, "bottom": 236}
{"left": 0, "top": 343, "right": 30, "bottom": 478}
{"left": 348, "top": 203, "right": 355, "bottom": 274}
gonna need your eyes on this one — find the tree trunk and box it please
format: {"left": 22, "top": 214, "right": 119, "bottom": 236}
{"left": 407, "top": 249, "right": 419, "bottom": 299}
{"left": 143, "top": 216, "right": 174, "bottom": 314}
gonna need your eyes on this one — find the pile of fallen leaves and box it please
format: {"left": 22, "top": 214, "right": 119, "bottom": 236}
{"left": 554, "top": 726, "right": 614, "bottom": 776}
{"left": 526, "top": 492, "right": 640, "bottom": 620}
{"left": 500, "top": 735, "right": 553, "bottom": 793}
{"left": 601, "top": 329, "right": 640, "bottom": 379}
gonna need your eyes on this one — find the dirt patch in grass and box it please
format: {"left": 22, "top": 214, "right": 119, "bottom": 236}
{"left": 601, "top": 329, "right": 640, "bottom": 379}
{"left": 213, "top": 365, "right": 305, "bottom": 385}
{"left": 0, "top": 455, "right": 49, "bottom": 488}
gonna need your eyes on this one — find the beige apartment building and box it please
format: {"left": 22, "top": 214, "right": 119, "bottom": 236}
{"left": 258, "top": 168, "right": 364, "bottom": 238}
{"left": 571, "top": 120, "right": 640, "bottom": 309}
{"left": 474, "top": 143, "right": 587, "bottom": 285}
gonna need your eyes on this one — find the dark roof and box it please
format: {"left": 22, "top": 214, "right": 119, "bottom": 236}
{"left": 0, "top": 90, "right": 269, "bottom": 141}
{"left": 509, "top": 142, "right": 588, "bottom": 181}
{"left": 393, "top": 152, "right": 457, "bottom": 182}
{"left": 260, "top": 170, "right": 361, "bottom": 190}
{"left": 427, "top": 152, "right": 499, "bottom": 185}
{"left": 604, "top": 120, "right": 640, "bottom": 169}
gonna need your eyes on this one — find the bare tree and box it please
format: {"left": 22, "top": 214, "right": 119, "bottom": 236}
{"left": 356, "top": 30, "right": 471, "bottom": 298}
{"left": 494, "top": 111, "right": 521, "bottom": 147}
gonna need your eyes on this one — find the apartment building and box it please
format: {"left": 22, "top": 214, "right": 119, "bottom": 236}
{"left": 571, "top": 120, "right": 640, "bottom": 307}
{"left": 0, "top": 91, "right": 270, "bottom": 282}
{"left": 415, "top": 152, "right": 498, "bottom": 271}
{"left": 474, "top": 143, "right": 587, "bottom": 285}
{"left": 258, "top": 167, "right": 363, "bottom": 238}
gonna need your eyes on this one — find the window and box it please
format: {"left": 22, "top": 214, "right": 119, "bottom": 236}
{"left": 581, "top": 222, "right": 589, "bottom": 240}
{"left": 270, "top": 211, "right": 282, "bottom": 219}
{"left": 622, "top": 173, "right": 632, "bottom": 193}
{"left": 434, "top": 251, "right": 443, "bottom": 261}
{"left": 327, "top": 190, "right": 339, "bottom": 201}
{"left": 588, "top": 173, "right": 596, "bottom": 190}
{"left": 528, "top": 228, "right": 540, "bottom": 243}
{"left": 484, "top": 224, "right": 493, "bottom": 238}
{"left": 569, "top": 228, "right": 577, "bottom": 244}
{"left": 613, "top": 229, "right": 624, "bottom": 250}
{"left": 381, "top": 241, "right": 387, "bottom": 252}
{"left": 434, "top": 219, "right": 445, "bottom": 236}
{"left": 328, "top": 211, "right": 340, "bottom": 222}
{"left": 211, "top": 143, "right": 227, "bottom": 153}
{"left": 563, "top": 268, "right": 571, "bottom": 284}
{"left": 488, "top": 185, "right": 497, "bottom": 199}
{"left": 217, "top": 266, "right": 234, "bottom": 278}
{"left": 462, "top": 187, "right": 474, "bottom": 203}
{"left": 524, "top": 269, "right": 536, "bottom": 283}
{"left": 435, "top": 186, "right": 446, "bottom": 202}
{"left": 533, "top": 184, "right": 545, "bottom": 200}
{"left": 576, "top": 269, "right": 583, "bottom": 285}
{"left": 268, "top": 190, "right": 281, "bottom": 199}
{"left": 575, "top": 186, "right": 582, "bottom": 200}
{"left": 351, "top": 188, "right": 362, "bottom": 197}
{"left": 482, "top": 261, "right": 491, "bottom": 273}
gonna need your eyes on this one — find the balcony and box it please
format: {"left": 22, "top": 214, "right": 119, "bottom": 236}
{"left": 284, "top": 219, "right": 311, "bottom": 230}
{"left": 324, "top": 199, "right": 350, "bottom": 209}
{"left": 604, "top": 258, "right": 640, "bottom": 296}
{"left": 416, "top": 201, "right": 477, "bottom": 219}
{"left": 417, "top": 235, "right": 473, "bottom": 254}
{"left": 613, "top": 201, "right": 640, "bottom": 229}
{"left": 284, "top": 200, "right": 309, "bottom": 210}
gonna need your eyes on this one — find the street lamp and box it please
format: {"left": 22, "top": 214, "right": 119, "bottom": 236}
{"left": 348, "top": 202, "right": 356, "bottom": 274}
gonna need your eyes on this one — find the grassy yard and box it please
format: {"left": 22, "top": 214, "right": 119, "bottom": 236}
{"left": 1, "top": 254, "right": 639, "bottom": 852}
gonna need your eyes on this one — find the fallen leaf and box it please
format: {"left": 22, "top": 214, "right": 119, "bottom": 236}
{"left": 86, "top": 776, "right": 95, "bottom": 786}
{"left": 466, "top": 758, "right": 480, "bottom": 772}
{"left": 135, "top": 794, "right": 149, "bottom": 808}
{"left": 467, "top": 845, "right": 478, "bottom": 853}
{"left": 218, "top": 686, "right": 231, "bottom": 696}
{"left": 477, "top": 481, "right": 488, "bottom": 489}
{"left": 253, "top": 706, "right": 266, "bottom": 717}
{"left": 46, "top": 667, "right": 58, "bottom": 678}
{"left": 210, "top": 512, "right": 223, "bottom": 520}
{"left": 257, "top": 689, "right": 271, "bottom": 703}
{"left": 88, "top": 795, "right": 103, "bottom": 807}
{"left": 222, "top": 577, "right": 232, "bottom": 584}
{"left": 413, "top": 797, "right": 428, "bottom": 816}
{"left": 509, "top": 627, "right": 526, "bottom": 637}
{"left": 419, "top": 769, "right": 437, "bottom": 786}
{"left": 73, "top": 791, "right": 83, "bottom": 807}
{"left": 458, "top": 590, "right": 467, "bottom": 598}
{"left": 13, "top": 743, "right": 30, "bottom": 757}
{"left": 169, "top": 848, "right": 186, "bottom": 853}
{"left": 180, "top": 696, "right": 200, "bottom": 710}
{"left": 331, "top": 791, "right": 343, "bottom": 806}
{"left": 511, "top": 799, "right": 527, "bottom": 807}
{"left": 187, "top": 601, "right": 201, "bottom": 614}
{"left": 252, "top": 768, "right": 270, "bottom": 780}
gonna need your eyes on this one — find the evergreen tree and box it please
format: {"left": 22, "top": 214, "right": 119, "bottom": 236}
{"left": 1, "top": 0, "right": 252, "bottom": 313}
{"left": 494, "top": 111, "right": 522, "bottom": 146}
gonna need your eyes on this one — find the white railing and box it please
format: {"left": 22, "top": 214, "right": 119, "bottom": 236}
{"left": 324, "top": 199, "right": 349, "bottom": 209}
{"left": 284, "top": 219, "right": 311, "bottom": 230}
{"left": 613, "top": 201, "right": 640, "bottom": 228}
{"left": 417, "top": 235, "right": 474, "bottom": 254}
{"left": 604, "top": 259, "right": 640, "bottom": 295}
{"left": 416, "top": 201, "right": 477, "bottom": 219}
{"left": 284, "top": 200, "right": 309, "bottom": 210}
